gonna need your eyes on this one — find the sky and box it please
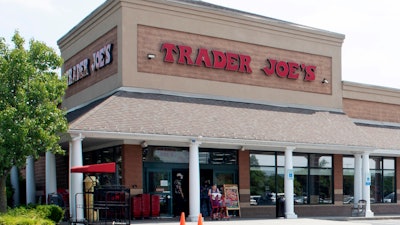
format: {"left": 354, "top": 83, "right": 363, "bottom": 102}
{"left": 1, "top": 0, "right": 400, "bottom": 89}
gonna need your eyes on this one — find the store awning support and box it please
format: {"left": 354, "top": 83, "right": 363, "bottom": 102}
{"left": 188, "top": 138, "right": 201, "bottom": 222}
{"left": 69, "top": 133, "right": 84, "bottom": 222}
{"left": 45, "top": 151, "right": 57, "bottom": 204}
{"left": 362, "top": 152, "right": 374, "bottom": 217}
{"left": 353, "top": 153, "right": 362, "bottom": 210}
{"left": 284, "top": 146, "right": 297, "bottom": 219}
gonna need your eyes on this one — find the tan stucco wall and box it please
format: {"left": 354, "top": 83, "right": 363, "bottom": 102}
{"left": 59, "top": 1, "right": 123, "bottom": 109}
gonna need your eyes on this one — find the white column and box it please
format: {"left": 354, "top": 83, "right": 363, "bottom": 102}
{"left": 10, "top": 166, "right": 20, "bottom": 207}
{"left": 188, "top": 139, "right": 201, "bottom": 222}
{"left": 46, "top": 151, "right": 57, "bottom": 204}
{"left": 362, "top": 152, "right": 374, "bottom": 217}
{"left": 353, "top": 154, "right": 362, "bottom": 209}
{"left": 26, "top": 155, "right": 36, "bottom": 205}
{"left": 284, "top": 147, "right": 297, "bottom": 219}
{"left": 69, "top": 133, "right": 84, "bottom": 222}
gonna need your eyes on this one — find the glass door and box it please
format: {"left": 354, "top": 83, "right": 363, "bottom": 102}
{"left": 147, "top": 169, "right": 172, "bottom": 217}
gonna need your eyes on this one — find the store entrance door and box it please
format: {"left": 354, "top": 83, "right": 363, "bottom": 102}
{"left": 148, "top": 169, "right": 172, "bottom": 217}
{"left": 144, "top": 164, "right": 237, "bottom": 218}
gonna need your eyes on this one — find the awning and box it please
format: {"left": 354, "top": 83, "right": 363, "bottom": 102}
{"left": 70, "top": 162, "right": 116, "bottom": 173}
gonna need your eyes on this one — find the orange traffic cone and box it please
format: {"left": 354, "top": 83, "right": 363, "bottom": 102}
{"left": 180, "top": 212, "right": 185, "bottom": 225}
{"left": 198, "top": 213, "right": 203, "bottom": 225}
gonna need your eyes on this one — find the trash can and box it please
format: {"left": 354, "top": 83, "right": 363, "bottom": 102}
{"left": 132, "top": 195, "right": 142, "bottom": 219}
{"left": 276, "top": 196, "right": 285, "bottom": 218}
{"left": 142, "top": 193, "right": 151, "bottom": 218}
{"left": 151, "top": 194, "right": 160, "bottom": 217}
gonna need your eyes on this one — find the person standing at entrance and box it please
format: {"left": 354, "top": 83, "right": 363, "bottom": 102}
{"left": 208, "top": 184, "right": 220, "bottom": 197}
{"left": 200, "top": 180, "right": 211, "bottom": 217}
{"left": 174, "top": 173, "right": 185, "bottom": 217}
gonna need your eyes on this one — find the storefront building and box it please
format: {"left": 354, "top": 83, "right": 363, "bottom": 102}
{"left": 27, "top": 0, "right": 400, "bottom": 221}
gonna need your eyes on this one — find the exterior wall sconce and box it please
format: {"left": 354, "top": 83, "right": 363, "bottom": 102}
{"left": 141, "top": 141, "right": 148, "bottom": 160}
{"left": 141, "top": 141, "right": 148, "bottom": 148}
{"left": 147, "top": 54, "right": 156, "bottom": 59}
{"left": 321, "top": 78, "right": 329, "bottom": 84}
{"left": 240, "top": 146, "right": 245, "bottom": 151}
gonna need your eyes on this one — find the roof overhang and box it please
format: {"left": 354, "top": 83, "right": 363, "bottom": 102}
{"left": 63, "top": 91, "right": 400, "bottom": 156}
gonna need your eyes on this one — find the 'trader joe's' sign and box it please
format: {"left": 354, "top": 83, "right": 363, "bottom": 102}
{"left": 161, "top": 42, "right": 316, "bottom": 81}
{"left": 65, "top": 43, "right": 113, "bottom": 86}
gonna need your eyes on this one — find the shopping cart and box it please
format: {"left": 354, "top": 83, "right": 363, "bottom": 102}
{"left": 210, "top": 194, "right": 229, "bottom": 220}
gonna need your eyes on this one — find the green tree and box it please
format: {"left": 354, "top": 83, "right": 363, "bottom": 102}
{"left": 0, "top": 32, "right": 68, "bottom": 213}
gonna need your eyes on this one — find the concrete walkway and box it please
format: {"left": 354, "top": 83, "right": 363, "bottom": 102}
{"left": 63, "top": 215, "right": 400, "bottom": 225}
{"left": 127, "top": 215, "right": 400, "bottom": 225}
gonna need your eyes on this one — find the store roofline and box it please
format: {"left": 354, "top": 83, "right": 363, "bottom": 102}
{"left": 66, "top": 87, "right": 344, "bottom": 115}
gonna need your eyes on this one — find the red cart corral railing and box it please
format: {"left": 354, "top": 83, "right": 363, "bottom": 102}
{"left": 70, "top": 162, "right": 131, "bottom": 225}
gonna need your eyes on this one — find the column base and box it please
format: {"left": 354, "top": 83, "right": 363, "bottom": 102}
{"left": 285, "top": 212, "right": 298, "bottom": 219}
{"left": 187, "top": 214, "right": 201, "bottom": 222}
{"left": 365, "top": 210, "right": 374, "bottom": 217}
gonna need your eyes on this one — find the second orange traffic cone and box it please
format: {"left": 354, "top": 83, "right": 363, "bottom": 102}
{"left": 198, "top": 213, "right": 203, "bottom": 225}
{"left": 180, "top": 212, "right": 185, "bottom": 225}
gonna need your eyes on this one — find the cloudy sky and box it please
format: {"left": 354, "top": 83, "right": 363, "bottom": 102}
{"left": 1, "top": 0, "right": 399, "bottom": 89}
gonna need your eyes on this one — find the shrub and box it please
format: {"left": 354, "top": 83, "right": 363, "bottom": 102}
{"left": 0, "top": 204, "right": 63, "bottom": 225}
{"left": 0, "top": 214, "right": 54, "bottom": 225}
{"left": 36, "top": 205, "right": 64, "bottom": 223}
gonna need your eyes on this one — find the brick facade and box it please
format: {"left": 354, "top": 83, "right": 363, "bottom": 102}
{"left": 137, "top": 25, "right": 332, "bottom": 95}
{"left": 122, "top": 144, "right": 143, "bottom": 190}
{"left": 343, "top": 98, "right": 400, "bottom": 123}
{"left": 333, "top": 154, "right": 343, "bottom": 204}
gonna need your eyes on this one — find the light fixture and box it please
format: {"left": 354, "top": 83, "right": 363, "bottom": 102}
{"left": 147, "top": 54, "right": 156, "bottom": 59}
{"left": 141, "top": 141, "right": 148, "bottom": 148}
{"left": 240, "top": 146, "right": 245, "bottom": 151}
{"left": 141, "top": 141, "right": 148, "bottom": 160}
{"left": 321, "top": 78, "right": 329, "bottom": 84}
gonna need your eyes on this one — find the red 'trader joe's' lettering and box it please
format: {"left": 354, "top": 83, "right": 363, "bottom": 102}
{"left": 161, "top": 43, "right": 252, "bottom": 74}
{"left": 262, "top": 58, "right": 316, "bottom": 81}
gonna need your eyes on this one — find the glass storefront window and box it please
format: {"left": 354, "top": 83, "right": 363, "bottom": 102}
{"left": 343, "top": 157, "right": 355, "bottom": 168}
{"left": 277, "top": 154, "right": 285, "bottom": 167}
{"left": 293, "top": 167, "right": 308, "bottom": 204}
{"left": 206, "top": 150, "right": 237, "bottom": 165}
{"left": 370, "top": 169, "right": 382, "bottom": 203}
{"left": 309, "top": 168, "right": 332, "bottom": 204}
{"left": 293, "top": 154, "right": 308, "bottom": 167}
{"left": 83, "top": 146, "right": 122, "bottom": 185}
{"left": 383, "top": 170, "right": 395, "bottom": 203}
{"left": 250, "top": 152, "right": 333, "bottom": 206}
{"left": 252, "top": 154, "right": 275, "bottom": 166}
{"left": 215, "top": 172, "right": 234, "bottom": 186}
{"left": 343, "top": 168, "right": 354, "bottom": 204}
{"left": 143, "top": 147, "right": 189, "bottom": 163}
{"left": 370, "top": 157, "right": 382, "bottom": 170}
{"left": 250, "top": 153, "right": 277, "bottom": 205}
{"left": 250, "top": 166, "right": 276, "bottom": 205}
{"left": 343, "top": 156, "right": 396, "bottom": 204}
{"left": 384, "top": 158, "right": 395, "bottom": 169}
{"left": 143, "top": 147, "right": 237, "bottom": 164}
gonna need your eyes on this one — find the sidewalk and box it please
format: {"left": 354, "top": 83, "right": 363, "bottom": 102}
{"left": 128, "top": 215, "right": 400, "bottom": 225}
{"left": 126, "top": 216, "right": 400, "bottom": 225}
{"left": 62, "top": 215, "right": 400, "bottom": 225}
